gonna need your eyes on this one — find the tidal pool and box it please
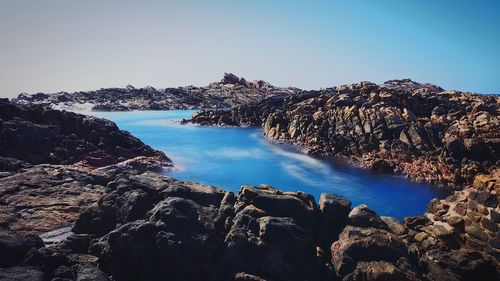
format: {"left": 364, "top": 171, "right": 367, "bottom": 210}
{"left": 89, "top": 110, "right": 444, "bottom": 220}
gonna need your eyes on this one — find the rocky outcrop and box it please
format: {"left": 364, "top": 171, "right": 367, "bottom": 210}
{"left": 0, "top": 100, "right": 172, "bottom": 236}
{"left": 0, "top": 99, "right": 170, "bottom": 173}
{"left": 400, "top": 170, "right": 499, "bottom": 281}
{"left": 68, "top": 172, "right": 500, "bottom": 280}
{"left": 12, "top": 73, "right": 299, "bottom": 112}
{"left": 0, "top": 165, "right": 111, "bottom": 235}
{"left": 1, "top": 170, "right": 498, "bottom": 281}
{"left": 189, "top": 79, "right": 499, "bottom": 189}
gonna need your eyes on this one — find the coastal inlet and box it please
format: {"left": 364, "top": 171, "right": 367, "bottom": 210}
{"left": 88, "top": 109, "right": 445, "bottom": 220}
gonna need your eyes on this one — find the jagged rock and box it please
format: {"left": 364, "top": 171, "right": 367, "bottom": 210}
{"left": 0, "top": 165, "right": 110, "bottom": 234}
{"left": 0, "top": 266, "right": 44, "bottom": 281}
{"left": 318, "top": 193, "right": 352, "bottom": 249}
{"left": 0, "top": 99, "right": 171, "bottom": 171}
{"left": 189, "top": 79, "right": 499, "bottom": 188}
{"left": 76, "top": 264, "right": 108, "bottom": 281}
{"left": 343, "top": 261, "right": 421, "bottom": 281}
{"left": 222, "top": 185, "right": 319, "bottom": 281}
{"left": 0, "top": 229, "right": 44, "bottom": 267}
{"left": 13, "top": 74, "right": 298, "bottom": 112}
{"left": 348, "top": 205, "right": 389, "bottom": 230}
{"left": 331, "top": 226, "right": 414, "bottom": 278}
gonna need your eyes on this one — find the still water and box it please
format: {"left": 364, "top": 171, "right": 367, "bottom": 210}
{"left": 89, "top": 110, "right": 443, "bottom": 220}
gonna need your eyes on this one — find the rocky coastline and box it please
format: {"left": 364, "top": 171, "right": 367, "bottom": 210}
{"left": 1, "top": 85, "right": 499, "bottom": 281}
{"left": 188, "top": 79, "right": 499, "bottom": 190}
{"left": 12, "top": 73, "right": 298, "bottom": 112}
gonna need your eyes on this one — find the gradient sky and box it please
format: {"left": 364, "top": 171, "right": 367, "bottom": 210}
{"left": 1, "top": 0, "right": 499, "bottom": 97}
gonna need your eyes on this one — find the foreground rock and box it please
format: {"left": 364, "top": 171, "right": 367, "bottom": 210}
{"left": 189, "top": 79, "right": 499, "bottom": 189}
{"left": 0, "top": 100, "right": 172, "bottom": 235}
{"left": 13, "top": 73, "right": 298, "bottom": 111}
{"left": 0, "top": 165, "right": 111, "bottom": 235}
{"left": 2, "top": 171, "right": 498, "bottom": 281}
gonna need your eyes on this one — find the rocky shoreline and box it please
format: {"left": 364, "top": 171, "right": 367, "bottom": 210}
{"left": 1, "top": 86, "right": 499, "bottom": 280}
{"left": 188, "top": 79, "right": 499, "bottom": 190}
{"left": 1, "top": 169, "right": 498, "bottom": 281}
{"left": 12, "top": 73, "right": 298, "bottom": 112}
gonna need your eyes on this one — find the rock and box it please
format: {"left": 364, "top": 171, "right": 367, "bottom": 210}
{"left": 13, "top": 74, "right": 298, "bottom": 112}
{"left": 222, "top": 185, "right": 319, "bottom": 281}
{"left": 0, "top": 165, "right": 109, "bottom": 234}
{"left": 189, "top": 79, "right": 499, "bottom": 188}
{"left": 331, "top": 226, "right": 411, "bottom": 277}
{"left": 343, "top": 261, "right": 421, "bottom": 281}
{"left": 0, "top": 266, "right": 44, "bottom": 281}
{"left": 318, "top": 193, "right": 352, "bottom": 248}
{"left": 348, "top": 205, "right": 389, "bottom": 230}
{"left": 0, "top": 99, "right": 171, "bottom": 171}
{"left": 0, "top": 229, "right": 44, "bottom": 267}
{"left": 381, "top": 216, "right": 406, "bottom": 235}
{"left": 76, "top": 264, "right": 108, "bottom": 281}
{"left": 370, "top": 159, "right": 395, "bottom": 174}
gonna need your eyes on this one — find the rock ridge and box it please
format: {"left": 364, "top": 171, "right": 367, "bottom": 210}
{"left": 188, "top": 79, "right": 499, "bottom": 189}
{"left": 2, "top": 171, "right": 498, "bottom": 281}
{"left": 12, "top": 73, "right": 299, "bottom": 112}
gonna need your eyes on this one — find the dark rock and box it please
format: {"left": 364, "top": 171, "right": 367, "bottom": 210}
{"left": 76, "top": 264, "right": 108, "bottom": 281}
{"left": 370, "top": 159, "right": 395, "bottom": 174}
{"left": 348, "top": 205, "right": 389, "bottom": 230}
{"left": 13, "top": 73, "right": 298, "bottom": 112}
{"left": 0, "top": 266, "right": 44, "bottom": 281}
{"left": 0, "top": 99, "right": 171, "bottom": 171}
{"left": 0, "top": 229, "right": 44, "bottom": 267}
{"left": 331, "top": 226, "right": 410, "bottom": 277}
{"left": 343, "top": 261, "right": 421, "bottom": 281}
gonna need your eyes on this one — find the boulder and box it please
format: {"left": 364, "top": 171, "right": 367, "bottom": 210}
{"left": 348, "top": 205, "right": 389, "bottom": 230}
{"left": 0, "top": 229, "right": 44, "bottom": 267}
{"left": 0, "top": 266, "right": 44, "bottom": 281}
{"left": 331, "top": 226, "right": 409, "bottom": 277}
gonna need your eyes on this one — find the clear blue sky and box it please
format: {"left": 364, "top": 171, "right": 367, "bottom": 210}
{"left": 0, "top": 0, "right": 499, "bottom": 97}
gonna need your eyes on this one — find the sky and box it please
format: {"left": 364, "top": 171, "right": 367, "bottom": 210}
{"left": 0, "top": 0, "right": 499, "bottom": 98}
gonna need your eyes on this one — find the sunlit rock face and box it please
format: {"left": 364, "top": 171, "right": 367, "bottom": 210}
{"left": 12, "top": 73, "right": 299, "bottom": 112}
{"left": 190, "top": 79, "right": 499, "bottom": 190}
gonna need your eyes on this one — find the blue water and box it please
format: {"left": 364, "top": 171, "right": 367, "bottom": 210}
{"left": 88, "top": 110, "right": 444, "bottom": 220}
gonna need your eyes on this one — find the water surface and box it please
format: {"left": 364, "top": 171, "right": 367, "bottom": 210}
{"left": 89, "top": 110, "right": 444, "bottom": 220}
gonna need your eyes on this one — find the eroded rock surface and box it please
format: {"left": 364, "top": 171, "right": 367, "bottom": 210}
{"left": 0, "top": 100, "right": 171, "bottom": 236}
{"left": 1, "top": 171, "right": 499, "bottom": 281}
{"left": 189, "top": 79, "right": 499, "bottom": 189}
{"left": 0, "top": 99, "right": 170, "bottom": 172}
{"left": 13, "top": 73, "right": 298, "bottom": 112}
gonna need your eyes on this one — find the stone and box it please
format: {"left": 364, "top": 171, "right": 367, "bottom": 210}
{"left": 76, "top": 264, "right": 108, "bottom": 281}
{"left": 0, "top": 229, "right": 44, "bottom": 267}
{"left": 331, "top": 226, "right": 409, "bottom": 276}
{"left": 0, "top": 266, "right": 44, "bottom": 281}
{"left": 343, "top": 261, "right": 421, "bottom": 281}
{"left": 348, "top": 205, "right": 389, "bottom": 230}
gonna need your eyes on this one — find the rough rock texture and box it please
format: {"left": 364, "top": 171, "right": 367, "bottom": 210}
{"left": 67, "top": 172, "right": 432, "bottom": 281}
{"left": 189, "top": 79, "right": 499, "bottom": 189}
{"left": 2, "top": 171, "right": 499, "bottom": 281}
{"left": 13, "top": 73, "right": 298, "bottom": 111}
{"left": 0, "top": 165, "right": 111, "bottom": 235}
{"left": 400, "top": 170, "right": 500, "bottom": 281}
{"left": 0, "top": 99, "right": 170, "bottom": 172}
{"left": 0, "top": 100, "right": 172, "bottom": 236}
{"left": 0, "top": 229, "right": 44, "bottom": 267}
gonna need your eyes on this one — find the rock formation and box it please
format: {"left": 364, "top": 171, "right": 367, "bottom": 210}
{"left": 2, "top": 171, "right": 497, "bottom": 281}
{"left": 0, "top": 99, "right": 170, "bottom": 237}
{"left": 12, "top": 73, "right": 299, "bottom": 111}
{"left": 188, "top": 79, "right": 499, "bottom": 189}
{"left": 0, "top": 98, "right": 171, "bottom": 174}
{"left": 1, "top": 80, "right": 498, "bottom": 281}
